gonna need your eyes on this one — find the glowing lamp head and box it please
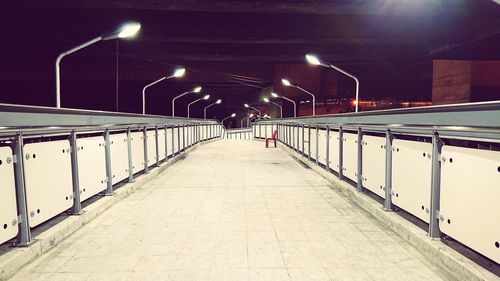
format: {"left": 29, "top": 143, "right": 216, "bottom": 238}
{"left": 271, "top": 92, "right": 279, "bottom": 98}
{"left": 117, "top": 22, "right": 141, "bottom": 39}
{"left": 281, "top": 78, "right": 292, "bottom": 87}
{"left": 172, "top": 68, "right": 186, "bottom": 78}
{"left": 244, "top": 104, "right": 249, "bottom": 108}
{"left": 231, "top": 113, "right": 236, "bottom": 117}
{"left": 216, "top": 99, "right": 222, "bottom": 104}
{"left": 305, "top": 54, "right": 322, "bottom": 66}
{"left": 263, "top": 98, "right": 270, "bottom": 103}
{"left": 249, "top": 114, "right": 254, "bottom": 118}
{"left": 203, "top": 94, "right": 210, "bottom": 100}
{"left": 192, "top": 86, "right": 202, "bottom": 93}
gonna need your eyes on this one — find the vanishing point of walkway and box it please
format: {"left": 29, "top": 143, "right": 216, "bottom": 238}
{"left": 11, "top": 140, "right": 451, "bottom": 281}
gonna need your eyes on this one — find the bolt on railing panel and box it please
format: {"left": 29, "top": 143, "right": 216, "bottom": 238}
{"left": 76, "top": 136, "right": 107, "bottom": 202}
{"left": 392, "top": 139, "right": 433, "bottom": 223}
{"left": 440, "top": 145, "right": 500, "bottom": 263}
{"left": 24, "top": 140, "right": 73, "bottom": 227}
{"left": 0, "top": 147, "right": 18, "bottom": 245}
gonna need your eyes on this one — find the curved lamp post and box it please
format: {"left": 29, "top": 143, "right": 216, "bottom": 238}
{"left": 271, "top": 92, "right": 296, "bottom": 117}
{"left": 142, "top": 68, "right": 185, "bottom": 115}
{"left": 281, "top": 78, "right": 315, "bottom": 116}
{"left": 203, "top": 99, "right": 222, "bottom": 119}
{"left": 56, "top": 22, "right": 141, "bottom": 108}
{"left": 306, "top": 53, "right": 360, "bottom": 112}
{"left": 221, "top": 113, "right": 236, "bottom": 127}
{"left": 263, "top": 97, "right": 282, "bottom": 118}
{"left": 172, "top": 86, "right": 202, "bottom": 117}
{"left": 187, "top": 94, "right": 210, "bottom": 118}
{"left": 244, "top": 103, "right": 261, "bottom": 118}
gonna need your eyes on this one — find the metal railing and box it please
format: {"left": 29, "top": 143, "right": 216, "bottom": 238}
{"left": 222, "top": 128, "right": 253, "bottom": 140}
{"left": 0, "top": 104, "right": 222, "bottom": 248}
{"left": 253, "top": 101, "right": 500, "bottom": 265}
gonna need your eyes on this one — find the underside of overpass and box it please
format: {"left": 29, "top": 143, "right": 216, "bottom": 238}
{"left": 8, "top": 140, "right": 451, "bottom": 281}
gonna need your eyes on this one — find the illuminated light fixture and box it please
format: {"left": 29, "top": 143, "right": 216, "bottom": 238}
{"left": 204, "top": 99, "right": 222, "bottom": 119}
{"left": 172, "top": 86, "right": 203, "bottom": 117}
{"left": 187, "top": 94, "right": 210, "bottom": 118}
{"left": 142, "top": 67, "right": 186, "bottom": 115}
{"left": 243, "top": 103, "right": 261, "bottom": 117}
{"left": 221, "top": 113, "right": 236, "bottom": 124}
{"left": 56, "top": 22, "right": 141, "bottom": 108}
{"left": 305, "top": 53, "right": 360, "bottom": 112}
{"left": 263, "top": 97, "right": 283, "bottom": 118}
{"left": 281, "top": 78, "right": 316, "bottom": 116}
{"left": 270, "top": 92, "right": 296, "bottom": 117}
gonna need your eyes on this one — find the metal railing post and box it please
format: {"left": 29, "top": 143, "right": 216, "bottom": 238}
{"left": 326, "top": 126, "right": 330, "bottom": 171}
{"left": 384, "top": 129, "right": 394, "bottom": 211}
{"left": 176, "top": 125, "right": 180, "bottom": 155}
{"left": 143, "top": 126, "right": 149, "bottom": 174}
{"left": 339, "top": 126, "right": 344, "bottom": 180}
{"left": 69, "top": 130, "right": 82, "bottom": 215}
{"left": 127, "top": 127, "right": 134, "bottom": 182}
{"left": 356, "top": 127, "right": 364, "bottom": 192}
{"left": 315, "top": 126, "right": 319, "bottom": 165}
{"left": 13, "top": 133, "right": 33, "bottom": 246}
{"left": 429, "top": 131, "right": 444, "bottom": 239}
{"left": 104, "top": 129, "right": 113, "bottom": 195}
{"left": 155, "top": 126, "right": 160, "bottom": 167}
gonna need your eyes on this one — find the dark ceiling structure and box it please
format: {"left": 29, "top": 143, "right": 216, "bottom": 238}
{"left": 0, "top": 0, "right": 499, "bottom": 120}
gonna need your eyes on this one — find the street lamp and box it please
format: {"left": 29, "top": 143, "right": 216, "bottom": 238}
{"left": 187, "top": 94, "right": 210, "bottom": 118}
{"left": 263, "top": 97, "right": 283, "bottom": 118}
{"left": 281, "top": 78, "right": 316, "bottom": 116}
{"left": 244, "top": 103, "right": 262, "bottom": 118}
{"left": 56, "top": 22, "right": 141, "bottom": 108}
{"left": 306, "top": 53, "right": 360, "bottom": 112}
{"left": 204, "top": 99, "right": 222, "bottom": 119}
{"left": 142, "top": 67, "right": 185, "bottom": 115}
{"left": 172, "top": 86, "right": 202, "bottom": 117}
{"left": 271, "top": 92, "right": 296, "bottom": 117}
{"left": 222, "top": 113, "right": 236, "bottom": 126}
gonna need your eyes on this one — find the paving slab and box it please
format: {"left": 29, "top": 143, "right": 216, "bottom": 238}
{"left": 9, "top": 140, "right": 452, "bottom": 281}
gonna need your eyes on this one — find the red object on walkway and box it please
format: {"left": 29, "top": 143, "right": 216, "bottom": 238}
{"left": 265, "top": 130, "right": 278, "bottom": 148}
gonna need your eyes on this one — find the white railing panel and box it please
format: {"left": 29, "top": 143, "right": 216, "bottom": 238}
{"left": 180, "top": 127, "right": 185, "bottom": 149}
{"left": 310, "top": 128, "right": 317, "bottom": 161}
{"left": 303, "top": 127, "right": 310, "bottom": 156}
{"left": 298, "top": 126, "right": 303, "bottom": 152}
{"left": 173, "top": 127, "right": 179, "bottom": 153}
{"left": 440, "top": 145, "right": 500, "bottom": 263}
{"left": 158, "top": 129, "right": 166, "bottom": 161}
{"left": 201, "top": 125, "right": 206, "bottom": 141}
{"left": 0, "top": 147, "right": 18, "bottom": 244}
{"left": 166, "top": 128, "right": 173, "bottom": 156}
{"left": 264, "top": 124, "right": 270, "bottom": 139}
{"left": 24, "top": 140, "right": 73, "bottom": 227}
{"left": 131, "top": 132, "right": 145, "bottom": 174}
{"left": 318, "top": 129, "right": 327, "bottom": 165}
{"left": 342, "top": 132, "right": 358, "bottom": 182}
{"left": 110, "top": 133, "right": 128, "bottom": 184}
{"left": 77, "top": 136, "right": 107, "bottom": 201}
{"left": 361, "top": 135, "right": 386, "bottom": 198}
{"left": 146, "top": 130, "right": 157, "bottom": 167}
{"left": 328, "top": 130, "right": 340, "bottom": 173}
{"left": 392, "top": 139, "right": 432, "bottom": 223}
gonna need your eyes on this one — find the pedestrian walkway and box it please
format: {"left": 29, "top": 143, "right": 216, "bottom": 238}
{"left": 10, "top": 140, "right": 451, "bottom": 281}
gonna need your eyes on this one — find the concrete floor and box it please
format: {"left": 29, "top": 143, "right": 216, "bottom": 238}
{"left": 10, "top": 140, "right": 451, "bottom": 281}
